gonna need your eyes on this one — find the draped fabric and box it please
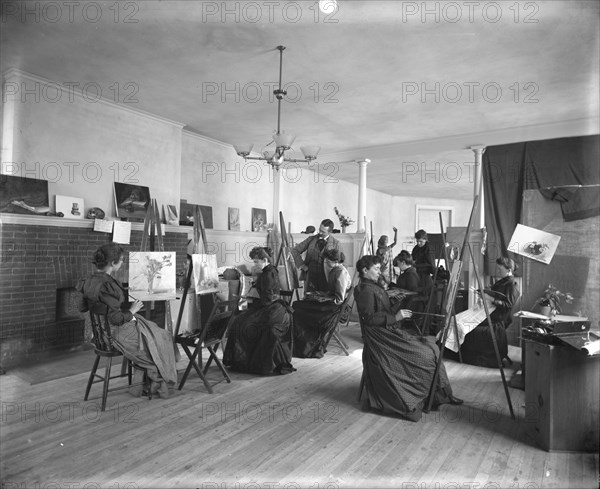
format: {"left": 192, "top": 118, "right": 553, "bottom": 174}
{"left": 483, "top": 135, "right": 600, "bottom": 272}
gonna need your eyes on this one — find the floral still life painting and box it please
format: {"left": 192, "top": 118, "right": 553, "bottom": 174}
{"left": 192, "top": 254, "right": 220, "bottom": 295}
{"left": 128, "top": 252, "right": 176, "bottom": 301}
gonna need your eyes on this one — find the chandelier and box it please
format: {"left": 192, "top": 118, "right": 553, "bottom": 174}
{"left": 233, "top": 46, "right": 320, "bottom": 170}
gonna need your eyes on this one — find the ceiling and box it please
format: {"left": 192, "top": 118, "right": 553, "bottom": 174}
{"left": 2, "top": 0, "right": 599, "bottom": 199}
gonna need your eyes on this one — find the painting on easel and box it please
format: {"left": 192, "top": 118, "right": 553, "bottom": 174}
{"left": 508, "top": 224, "right": 561, "bottom": 264}
{"left": 128, "top": 251, "right": 177, "bottom": 301}
{"left": 192, "top": 254, "right": 219, "bottom": 295}
{"left": 114, "top": 182, "right": 150, "bottom": 220}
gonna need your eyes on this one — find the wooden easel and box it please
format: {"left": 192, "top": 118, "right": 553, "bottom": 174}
{"left": 138, "top": 199, "right": 175, "bottom": 336}
{"left": 425, "top": 196, "right": 515, "bottom": 419}
{"left": 172, "top": 205, "right": 220, "bottom": 392}
{"left": 275, "top": 211, "right": 300, "bottom": 300}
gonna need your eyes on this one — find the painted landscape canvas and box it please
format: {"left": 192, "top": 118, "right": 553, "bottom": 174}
{"left": 128, "top": 251, "right": 176, "bottom": 301}
{"left": 0, "top": 175, "right": 49, "bottom": 215}
{"left": 114, "top": 182, "right": 151, "bottom": 220}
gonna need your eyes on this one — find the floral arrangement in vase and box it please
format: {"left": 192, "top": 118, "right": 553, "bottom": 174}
{"left": 535, "top": 283, "right": 573, "bottom": 315}
{"left": 334, "top": 207, "right": 355, "bottom": 230}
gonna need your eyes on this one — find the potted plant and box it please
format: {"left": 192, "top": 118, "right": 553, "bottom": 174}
{"left": 334, "top": 207, "right": 355, "bottom": 233}
{"left": 536, "top": 284, "right": 573, "bottom": 316}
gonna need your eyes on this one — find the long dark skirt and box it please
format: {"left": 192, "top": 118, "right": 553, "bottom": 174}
{"left": 363, "top": 325, "right": 454, "bottom": 421}
{"left": 291, "top": 300, "right": 341, "bottom": 358}
{"left": 223, "top": 300, "right": 294, "bottom": 375}
{"left": 460, "top": 321, "right": 508, "bottom": 368}
{"left": 109, "top": 316, "right": 178, "bottom": 384}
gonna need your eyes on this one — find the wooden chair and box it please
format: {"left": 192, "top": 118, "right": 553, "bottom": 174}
{"left": 322, "top": 286, "right": 354, "bottom": 356}
{"left": 84, "top": 303, "right": 150, "bottom": 411}
{"left": 176, "top": 298, "right": 239, "bottom": 393}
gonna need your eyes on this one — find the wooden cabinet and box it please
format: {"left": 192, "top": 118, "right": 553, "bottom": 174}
{"left": 524, "top": 340, "right": 599, "bottom": 452}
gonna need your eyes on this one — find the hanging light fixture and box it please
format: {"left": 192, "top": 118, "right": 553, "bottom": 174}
{"left": 233, "top": 46, "right": 320, "bottom": 170}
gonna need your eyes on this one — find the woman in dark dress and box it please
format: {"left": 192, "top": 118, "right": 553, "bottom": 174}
{"left": 223, "top": 247, "right": 294, "bottom": 375}
{"left": 355, "top": 255, "right": 463, "bottom": 422}
{"left": 411, "top": 229, "right": 436, "bottom": 281}
{"left": 76, "top": 243, "right": 178, "bottom": 398}
{"left": 461, "top": 257, "right": 520, "bottom": 368}
{"left": 292, "top": 248, "right": 352, "bottom": 358}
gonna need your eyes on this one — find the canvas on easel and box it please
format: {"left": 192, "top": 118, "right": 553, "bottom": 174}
{"left": 128, "top": 251, "right": 176, "bottom": 302}
{"left": 192, "top": 253, "right": 219, "bottom": 295}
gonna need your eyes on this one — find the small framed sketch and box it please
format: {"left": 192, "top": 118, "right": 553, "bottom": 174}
{"left": 228, "top": 207, "right": 240, "bottom": 231}
{"left": 56, "top": 195, "right": 84, "bottom": 219}
{"left": 114, "top": 182, "right": 151, "bottom": 220}
{"left": 251, "top": 208, "right": 267, "bottom": 232}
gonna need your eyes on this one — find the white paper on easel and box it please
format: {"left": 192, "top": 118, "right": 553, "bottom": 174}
{"left": 442, "top": 303, "right": 497, "bottom": 352}
{"left": 192, "top": 254, "right": 219, "bottom": 295}
{"left": 113, "top": 220, "right": 132, "bottom": 244}
{"left": 93, "top": 219, "right": 113, "bottom": 233}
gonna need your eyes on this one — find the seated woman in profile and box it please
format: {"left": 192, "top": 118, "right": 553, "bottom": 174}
{"left": 292, "top": 248, "right": 352, "bottom": 358}
{"left": 76, "top": 242, "right": 178, "bottom": 398}
{"left": 460, "top": 256, "right": 520, "bottom": 368}
{"left": 354, "top": 255, "right": 463, "bottom": 422}
{"left": 223, "top": 247, "right": 294, "bottom": 375}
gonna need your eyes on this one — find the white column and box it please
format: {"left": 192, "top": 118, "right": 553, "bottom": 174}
{"left": 469, "top": 145, "right": 486, "bottom": 307}
{"left": 470, "top": 145, "right": 486, "bottom": 229}
{"left": 356, "top": 159, "right": 370, "bottom": 233}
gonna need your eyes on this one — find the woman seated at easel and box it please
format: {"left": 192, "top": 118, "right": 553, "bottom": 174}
{"left": 223, "top": 247, "right": 295, "bottom": 375}
{"left": 460, "top": 256, "right": 520, "bottom": 368}
{"left": 292, "top": 249, "right": 352, "bottom": 358}
{"left": 354, "top": 255, "right": 463, "bottom": 422}
{"left": 76, "top": 243, "right": 178, "bottom": 398}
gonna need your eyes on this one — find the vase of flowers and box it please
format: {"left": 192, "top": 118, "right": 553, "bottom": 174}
{"left": 334, "top": 207, "right": 354, "bottom": 233}
{"left": 535, "top": 284, "right": 573, "bottom": 317}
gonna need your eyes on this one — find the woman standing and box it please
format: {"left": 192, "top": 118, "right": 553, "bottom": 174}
{"left": 375, "top": 226, "right": 398, "bottom": 286}
{"left": 77, "top": 242, "right": 177, "bottom": 398}
{"left": 223, "top": 247, "right": 294, "bottom": 375}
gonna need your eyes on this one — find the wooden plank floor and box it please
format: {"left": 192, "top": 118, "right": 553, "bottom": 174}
{"left": 1, "top": 322, "right": 598, "bottom": 488}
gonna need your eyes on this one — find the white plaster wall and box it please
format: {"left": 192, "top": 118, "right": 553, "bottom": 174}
{"left": 181, "top": 131, "right": 275, "bottom": 232}
{"left": 2, "top": 72, "right": 182, "bottom": 218}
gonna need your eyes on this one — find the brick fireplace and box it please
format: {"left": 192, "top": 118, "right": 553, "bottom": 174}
{"left": 0, "top": 216, "right": 188, "bottom": 368}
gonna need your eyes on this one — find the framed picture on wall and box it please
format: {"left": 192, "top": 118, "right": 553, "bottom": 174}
{"left": 0, "top": 175, "right": 50, "bottom": 215}
{"left": 114, "top": 182, "right": 150, "bottom": 220}
{"left": 55, "top": 195, "right": 85, "bottom": 219}
{"left": 179, "top": 201, "right": 213, "bottom": 228}
{"left": 251, "top": 207, "right": 267, "bottom": 232}
{"left": 228, "top": 207, "right": 240, "bottom": 231}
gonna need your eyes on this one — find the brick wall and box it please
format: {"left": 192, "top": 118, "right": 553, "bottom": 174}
{"left": 0, "top": 221, "right": 188, "bottom": 367}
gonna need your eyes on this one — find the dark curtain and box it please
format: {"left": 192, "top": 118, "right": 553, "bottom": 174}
{"left": 483, "top": 135, "right": 600, "bottom": 272}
